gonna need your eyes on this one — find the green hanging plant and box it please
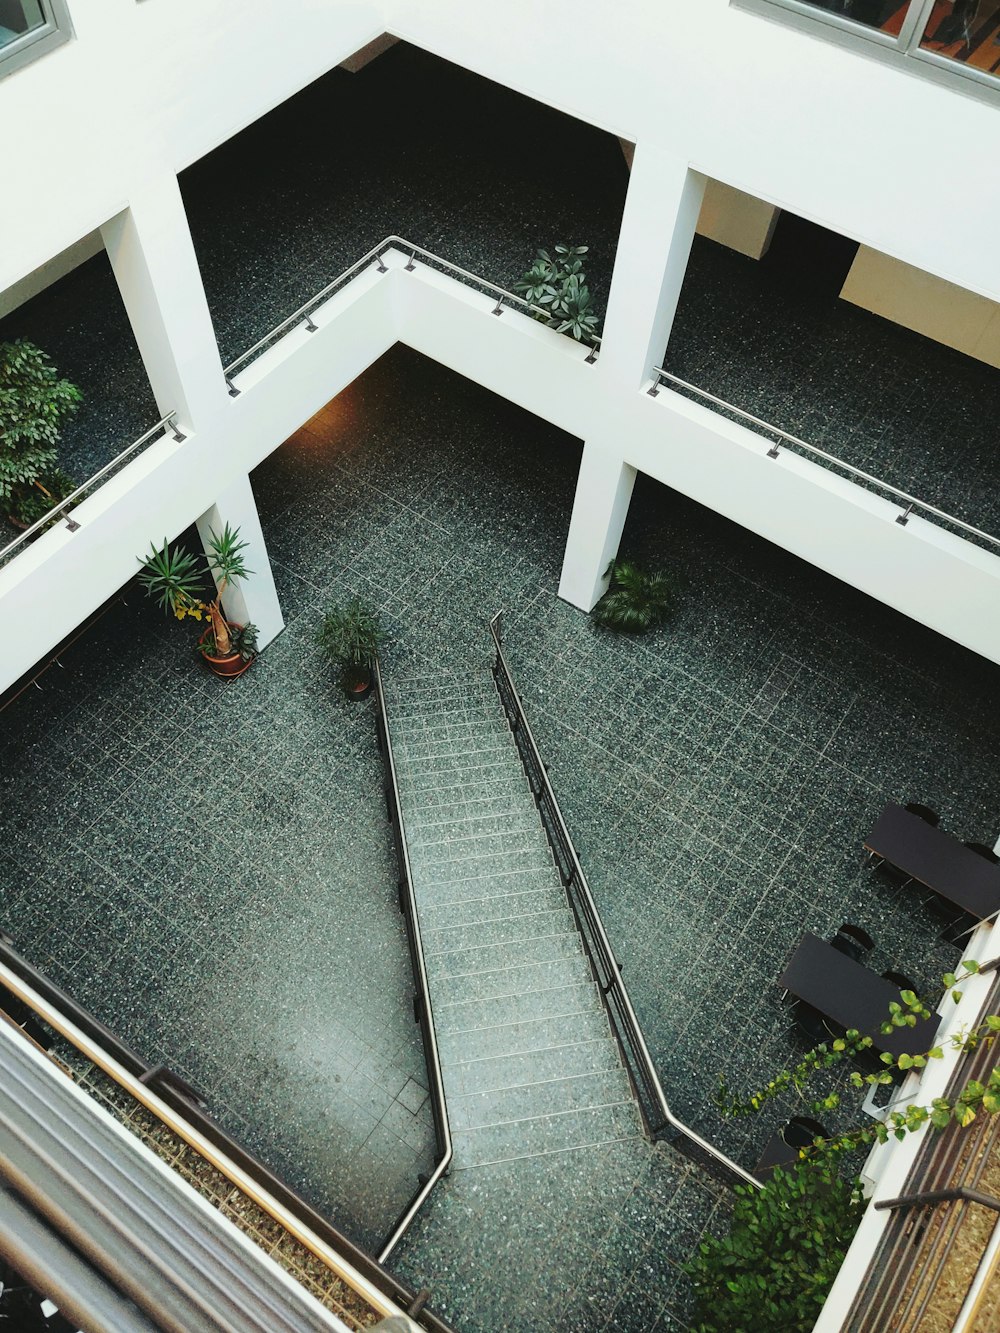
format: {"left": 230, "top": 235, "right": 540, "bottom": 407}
{"left": 592, "top": 559, "right": 673, "bottom": 634}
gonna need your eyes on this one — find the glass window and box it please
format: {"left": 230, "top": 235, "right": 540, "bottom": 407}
{"left": 793, "top": 0, "right": 906, "bottom": 30}
{"left": 919, "top": 1, "right": 1000, "bottom": 75}
{"left": 743, "top": 0, "right": 1000, "bottom": 90}
{"left": 0, "top": 0, "right": 71, "bottom": 77}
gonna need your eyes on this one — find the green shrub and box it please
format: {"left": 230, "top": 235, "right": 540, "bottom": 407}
{"left": 686, "top": 1163, "right": 864, "bottom": 1333}
{"left": 0, "top": 340, "right": 81, "bottom": 502}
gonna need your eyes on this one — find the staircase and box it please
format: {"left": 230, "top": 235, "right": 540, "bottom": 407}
{"left": 383, "top": 674, "right": 643, "bottom": 1170}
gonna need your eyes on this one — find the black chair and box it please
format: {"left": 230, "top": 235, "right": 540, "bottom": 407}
{"left": 965, "top": 841, "right": 1000, "bottom": 865}
{"left": 830, "top": 923, "right": 874, "bottom": 963}
{"left": 940, "top": 910, "right": 979, "bottom": 947}
{"left": 882, "top": 969, "right": 917, "bottom": 993}
{"left": 905, "top": 802, "right": 940, "bottom": 827}
{"left": 791, "top": 999, "right": 828, "bottom": 1046}
{"left": 872, "top": 858, "right": 913, "bottom": 890}
{"left": 783, "top": 1116, "right": 829, "bottom": 1149}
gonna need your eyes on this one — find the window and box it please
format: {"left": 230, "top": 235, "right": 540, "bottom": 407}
{"left": 0, "top": 0, "right": 71, "bottom": 79}
{"left": 743, "top": 0, "right": 1000, "bottom": 92}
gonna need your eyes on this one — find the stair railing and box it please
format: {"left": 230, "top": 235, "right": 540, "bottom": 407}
{"left": 372, "top": 655, "right": 454, "bottom": 1260}
{"left": 488, "top": 612, "right": 760, "bottom": 1193}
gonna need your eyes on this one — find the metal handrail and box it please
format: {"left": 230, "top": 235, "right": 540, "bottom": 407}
{"left": 0, "top": 934, "right": 452, "bottom": 1332}
{"left": 223, "top": 234, "right": 601, "bottom": 384}
{"left": 0, "top": 412, "right": 185, "bottom": 570}
{"left": 487, "top": 612, "right": 760, "bottom": 1192}
{"left": 372, "top": 656, "right": 453, "bottom": 1261}
{"left": 648, "top": 367, "right": 1000, "bottom": 553}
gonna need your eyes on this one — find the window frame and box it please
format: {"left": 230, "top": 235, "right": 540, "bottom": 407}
{"left": 0, "top": 0, "right": 72, "bottom": 81}
{"left": 735, "top": 0, "right": 1000, "bottom": 105}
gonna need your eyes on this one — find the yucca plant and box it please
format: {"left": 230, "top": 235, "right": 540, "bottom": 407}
{"left": 138, "top": 523, "right": 256, "bottom": 664}
{"left": 592, "top": 559, "right": 673, "bottom": 634}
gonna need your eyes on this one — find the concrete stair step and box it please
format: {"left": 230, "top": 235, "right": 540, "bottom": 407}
{"left": 413, "top": 845, "right": 553, "bottom": 886}
{"left": 408, "top": 808, "right": 541, "bottom": 851}
{"left": 415, "top": 867, "right": 561, "bottom": 907}
{"left": 397, "top": 753, "right": 515, "bottom": 788}
{"left": 418, "top": 887, "right": 569, "bottom": 932}
{"left": 449, "top": 1037, "right": 625, "bottom": 1097}
{"left": 449, "top": 1066, "right": 633, "bottom": 1132}
{"left": 437, "top": 1002, "right": 610, "bottom": 1066}
{"left": 423, "top": 906, "right": 577, "bottom": 957}
{"left": 403, "top": 777, "right": 530, "bottom": 815}
{"left": 393, "top": 731, "right": 511, "bottom": 764}
{"left": 452, "top": 1100, "right": 642, "bottom": 1169}
{"left": 435, "top": 979, "right": 602, "bottom": 1041}
{"left": 409, "top": 824, "right": 546, "bottom": 871}
{"left": 433, "top": 954, "right": 592, "bottom": 1009}
{"left": 426, "top": 930, "right": 583, "bottom": 982}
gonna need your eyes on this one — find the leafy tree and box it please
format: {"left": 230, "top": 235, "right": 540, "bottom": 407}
{"left": 0, "top": 340, "right": 82, "bottom": 503}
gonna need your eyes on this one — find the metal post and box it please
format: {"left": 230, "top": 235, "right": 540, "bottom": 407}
{"left": 896, "top": 503, "right": 914, "bottom": 526}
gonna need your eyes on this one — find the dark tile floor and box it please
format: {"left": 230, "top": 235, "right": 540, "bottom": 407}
{"left": 667, "top": 229, "right": 1000, "bottom": 542}
{"left": 0, "top": 557, "right": 437, "bottom": 1251}
{"left": 6, "top": 345, "right": 1000, "bottom": 1328}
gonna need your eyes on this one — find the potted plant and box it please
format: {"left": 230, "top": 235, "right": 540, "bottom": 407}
{"left": 317, "top": 599, "right": 383, "bottom": 700}
{"left": 514, "top": 244, "right": 600, "bottom": 342}
{"left": 7, "top": 467, "right": 79, "bottom": 532}
{"left": 138, "top": 523, "right": 259, "bottom": 678}
{"left": 0, "top": 340, "right": 82, "bottom": 519}
{"left": 592, "top": 559, "right": 673, "bottom": 633}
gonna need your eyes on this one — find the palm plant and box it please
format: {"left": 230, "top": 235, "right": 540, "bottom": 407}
{"left": 592, "top": 559, "right": 674, "bottom": 634}
{"left": 138, "top": 523, "right": 256, "bottom": 660}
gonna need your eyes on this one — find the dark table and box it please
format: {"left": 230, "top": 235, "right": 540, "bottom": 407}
{"left": 779, "top": 932, "right": 940, "bottom": 1058}
{"left": 864, "top": 802, "right": 1000, "bottom": 921}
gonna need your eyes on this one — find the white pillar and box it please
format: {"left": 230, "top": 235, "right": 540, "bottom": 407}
{"left": 598, "top": 144, "right": 706, "bottom": 391}
{"left": 558, "top": 441, "right": 636, "bottom": 612}
{"left": 196, "top": 475, "right": 284, "bottom": 650}
{"left": 101, "top": 173, "right": 228, "bottom": 431}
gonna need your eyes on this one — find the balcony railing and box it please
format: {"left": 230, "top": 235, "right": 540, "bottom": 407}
{"left": 223, "top": 234, "right": 601, "bottom": 388}
{"left": 649, "top": 367, "right": 1000, "bottom": 556}
{"left": 0, "top": 412, "right": 185, "bottom": 572}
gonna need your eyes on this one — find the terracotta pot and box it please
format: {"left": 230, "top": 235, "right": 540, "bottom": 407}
{"left": 341, "top": 664, "right": 372, "bottom": 701}
{"left": 198, "top": 625, "right": 254, "bottom": 679}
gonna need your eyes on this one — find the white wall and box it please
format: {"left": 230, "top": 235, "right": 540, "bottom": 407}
{"left": 2, "top": 0, "right": 999, "bottom": 304}
{"left": 6, "top": 254, "right": 1000, "bottom": 693}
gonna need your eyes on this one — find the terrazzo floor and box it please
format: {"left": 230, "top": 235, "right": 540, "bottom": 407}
{"left": 6, "top": 345, "right": 1000, "bottom": 1329}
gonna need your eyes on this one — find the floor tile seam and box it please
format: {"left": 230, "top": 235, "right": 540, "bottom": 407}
{"left": 452, "top": 1132, "right": 642, "bottom": 1171}
{"left": 453, "top": 1096, "right": 638, "bottom": 1135}
{"left": 438, "top": 1005, "right": 601, "bottom": 1041}
{"left": 424, "top": 938, "right": 586, "bottom": 981}
{"left": 448, "top": 1066, "right": 629, "bottom": 1102}
{"left": 424, "top": 926, "right": 579, "bottom": 959}
{"left": 432, "top": 972, "right": 594, "bottom": 1009}
{"left": 428, "top": 951, "right": 588, "bottom": 987}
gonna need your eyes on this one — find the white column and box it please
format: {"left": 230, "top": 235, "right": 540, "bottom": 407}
{"left": 101, "top": 173, "right": 228, "bottom": 431}
{"left": 558, "top": 441, "right": 636, "bottom": 612}
{"left": 598, "top": 144, "right": 706, "bottom": 391}
{"left": 196, "top": 475, "right": 284, "bottom": 650}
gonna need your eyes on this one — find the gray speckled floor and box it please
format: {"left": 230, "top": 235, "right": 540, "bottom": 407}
{"left": 667, "top": 226, "right": 1000, "bottom": 544}
{"left": 5, "top": 340, "right": 1000, "bottom": 1329}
